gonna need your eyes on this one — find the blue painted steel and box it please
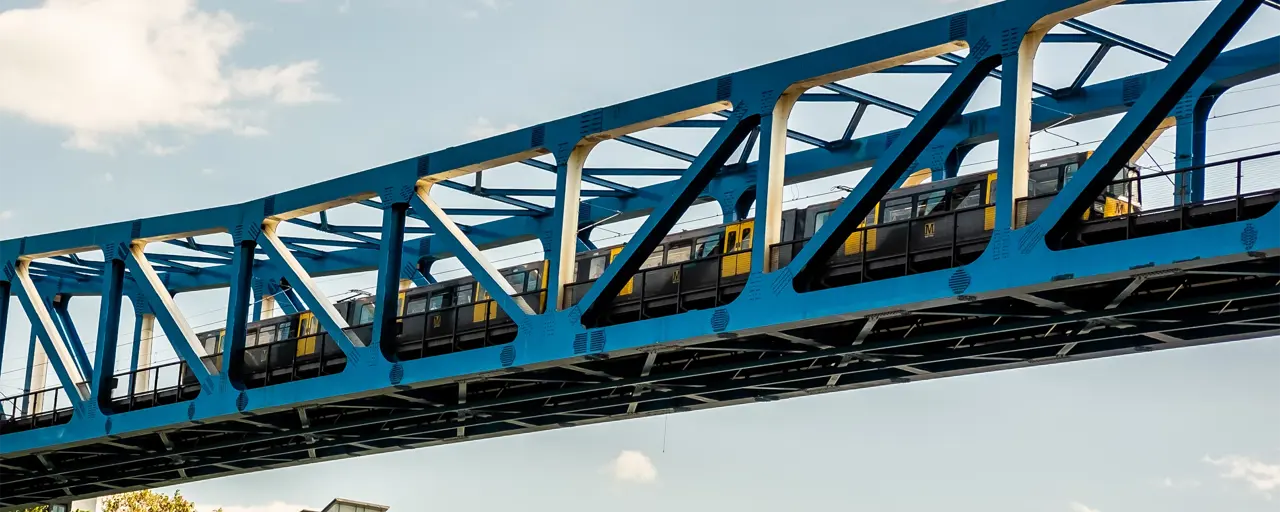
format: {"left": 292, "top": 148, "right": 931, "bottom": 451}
{"left": 90, "top": 254, "right": 124, "bottom": 412}
{"left": 1043, "top": 0, "right": 1259, "bottom": 239}
{"left": 370, "top": 200, "right": 408, "bottom": 356}
{"left": 520, "top": 158, "right": 637, "bottom": 194}
{"left": 21, "top": 332, "right": 35, "bottom": 414}
{"left": 819, "top": 83, "right": 919, "bottom": 117}
{"left": 122, "top": 249, "right": 215, "bottom": 390}
{"left": 1067, "top": 43, "right": 1112, "bottom": 94}
{"left": 0, "top": 0, "right": 1277, "bottom": 478}
{"left": 877, "top": 64, "right": 960, "bottom": 74}
{"left": 615, "top": 135, "right": 698, "bottom": 162}
{"left": 1062, "top": 19, "right": 1175, "bottom": 63}
{"left": 786, "top": 48, "right": 996, "bottom": 283}
{"left": 223, "top": 238, "right": 255, "bottom": 383}
{"left": 0, "top": 281, "right": 8, "bottom": 375}
{"left": 935, "top": 52, "right": 1058, "bottom": 97}
{"left": 50, "top": 298, "right": 92, "bottom": 383}
{"left": 1176, "top": 93, "right": 1214, "bottom": 204}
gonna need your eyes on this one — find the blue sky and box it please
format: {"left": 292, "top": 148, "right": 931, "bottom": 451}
{"left": 1, "top": 0, "right": 1278, "bottom": 511}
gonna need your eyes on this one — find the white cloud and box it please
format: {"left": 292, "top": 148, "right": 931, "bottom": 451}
{"left": 608, "top": 450, "right": 657, "bottom": 484}
{"left": 460, "top": 0, "right": 500, "bottom": 18}
{"left": 235, "top": 125, "right": 269, "bottom": 137}
{"left": 144, "top": 140, "right": 184, "bottom": 155}
{"left": 200, "top": 502, "right": 313, "bottom": 512}
{"left": 1160, "top": 476, "right": 1202, "bottom": 489}
{"left": 0, "top": 0, "right": 333, "bottom": 153}
{"left": 1068, "top": 502, "right": 1100, "bottom": 512}
{"left": 466, "top": 117, "right": 518, "bottom": 140}
{"left": 1205, "top": 454, "right": 1280, "bottom": 498}
{"left": 0, "top": 210, "right": 13, "bottom": 221}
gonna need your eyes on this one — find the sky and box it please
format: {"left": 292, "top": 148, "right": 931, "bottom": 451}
{"left": 1, "top": 0, "right": 1279, "bottom": 511}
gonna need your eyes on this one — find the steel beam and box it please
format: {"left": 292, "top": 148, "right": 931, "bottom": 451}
{"left": 90, "top": 252, "right": 125, "bottom": 411}
{"left": 222, "top": 236, "right": 256, "bottom": 384}
{"left": 49, "top": 296, "right": 92, "bottom": 385}
{"left": 258, "top": 223, "right": 364, "bottom": 355}
{"left": 786, "top": 50, "right": 997, "bottom": 286}
{"left": 575, "top": 111, "right": 759, "bottom": 325}
{"left": 411, "top": 186, "right": 534, "bottom": 321}
{"left": 1061, "top": 19, "right": 1174, "bottom": 63}
{"left": 548, "top": 146, "right": 589, "bottom": 312}
{"left": 123, "top": 245, "right": 216, "bottom": 389}
{"left": 371, "top": 201, "right": 409, "bottom": 356}
{"left": 9, "top": 261, "right": 89, "bottom": 408}
{"left": 1042, "top": 0, "right": 1261, "bottom": 242}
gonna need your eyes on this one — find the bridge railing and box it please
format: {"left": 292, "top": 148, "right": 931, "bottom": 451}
{"left": 108, "top": 359, "right": 204, "bottom": 413}
{"left": 0, "top": 387, "right": 74, "bottom": 433}
{"left": 1019, "top": 150, "right": 1280, "bottom": 246}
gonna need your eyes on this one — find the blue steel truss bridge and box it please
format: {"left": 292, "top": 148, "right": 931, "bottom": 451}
{"left": 1, "top": 0, "right": 1279, "bottom": 509}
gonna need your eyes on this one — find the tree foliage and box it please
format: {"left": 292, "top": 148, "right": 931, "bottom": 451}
{"left": 20, "top": 490, "right": 221, "bottom": 512}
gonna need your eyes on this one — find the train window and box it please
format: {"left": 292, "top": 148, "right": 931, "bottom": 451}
{"left": 1063, "top": 163, "right": 1079, "bottom": 184}
{"left": 278, "top": 321, "right": 293, "bottom": 341}
{"left": 506, "top": 272, "right": 526, "bottom": 293}
{"left": 695, "top": 234, "right": 721, "bottom": 259}
{"left": 915, "top": 191, "right": 947, "bottom": 217}
{"left": 725, "top": 231, "right": 737, "bottom": 253}
{"left": 1028, "top": 166, "right": 1060, "bottom": 196}
{"left": 407, "top": 298, "right": 428, "bottom": 315}
{"left": 952, "top": 182, "right": 982, "bottom": 209}
{"left": 667, "top": 244, "right": 691, "bottom": 264}
{"left": 1107, "top": 168, "right": 1134, "bottom": 198}
{"left": 456, "top": 284, "right": 473, "bottom": 305}
{"left": 246, "top": 329, "right": 258, "bottom": 347}
{"left": 883, "top": 197, "right": 913, "bottom": 223}
{"left": 260, "top": 326, "right": 277, "bottom": 345}
{"left": 202, "top": 335, "right": 218, "bottom": 354}
{"left": 588, "top": 256, "right": 607, "bottom": 280}
{"left": 641, "top": 247, "right": 664, "bottom": 269}
{"left": 814, "top": 210, "right": 833, "bottom": 231}
{"left": 429, "top": 293, "right": 446, "bottom": 311}
{"left": 357, "top": 303, "right": 375, "bottom": 325}
{"left": 740, "top": 228, "right": 752, "bottom": 250}
{"left": 526, "top": 269, "right": 541, "bottom": 291}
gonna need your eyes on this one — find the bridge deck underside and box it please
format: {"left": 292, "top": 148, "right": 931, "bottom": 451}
{"left": 3, "top": 253, "right": 1277, "bottom": 505}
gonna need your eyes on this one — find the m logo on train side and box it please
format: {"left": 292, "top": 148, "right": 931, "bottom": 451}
{"left": 924, "top": 222, "right": 936, "bottom": 238}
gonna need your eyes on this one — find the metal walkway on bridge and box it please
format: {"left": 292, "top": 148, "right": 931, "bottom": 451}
{"left": 2, "top": 0, "right": 1278, "bottom": 509}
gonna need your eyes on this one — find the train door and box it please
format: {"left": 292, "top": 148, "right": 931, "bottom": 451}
{"left": 607, "top": 247, "right": 635, "bottom": 296}
{"left": 216, "top": 329, "right": 226, "bottom": 369}
{"left": 473, "top": 285, "right": 499, "bottom": 322}
{"left": 843, "top": 204, "right": 879, "bottom": 255}
{"left": 720, "top": 222, "right": 745, "bottom": 277}
{"left": 718, "top": 220, "right": 754, "bottom": 277}
{"left": 984, "top": 173, "right": 997, "bottom": 231}
{"left": 537, "top": 260, "right": 549, "bottom": 312}
{"left": 296, "top": 312, "right": 319, "bottom": 357}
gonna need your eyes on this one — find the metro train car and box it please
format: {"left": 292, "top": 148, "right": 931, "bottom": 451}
{"left": 168, "top": 151, "right": 1141, "bottom": 393}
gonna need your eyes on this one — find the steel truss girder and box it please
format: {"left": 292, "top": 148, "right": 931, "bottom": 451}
{"left": 12, "top": 35, "right": 1278, "bottom": 299}
{"left": 6, "top": 276, "right": 1276, "bottom": 498}
{"left": 1, "top": 0, "right": 1277, "bottom": 493}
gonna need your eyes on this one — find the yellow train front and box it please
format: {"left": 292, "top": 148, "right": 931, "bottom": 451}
{"left": 173, "top": 150, "right": 1142, "bottom": 389}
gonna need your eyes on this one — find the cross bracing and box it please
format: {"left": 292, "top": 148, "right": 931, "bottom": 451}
{"left": 1, "top": 0, "right": 1278, "bottom": 509}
